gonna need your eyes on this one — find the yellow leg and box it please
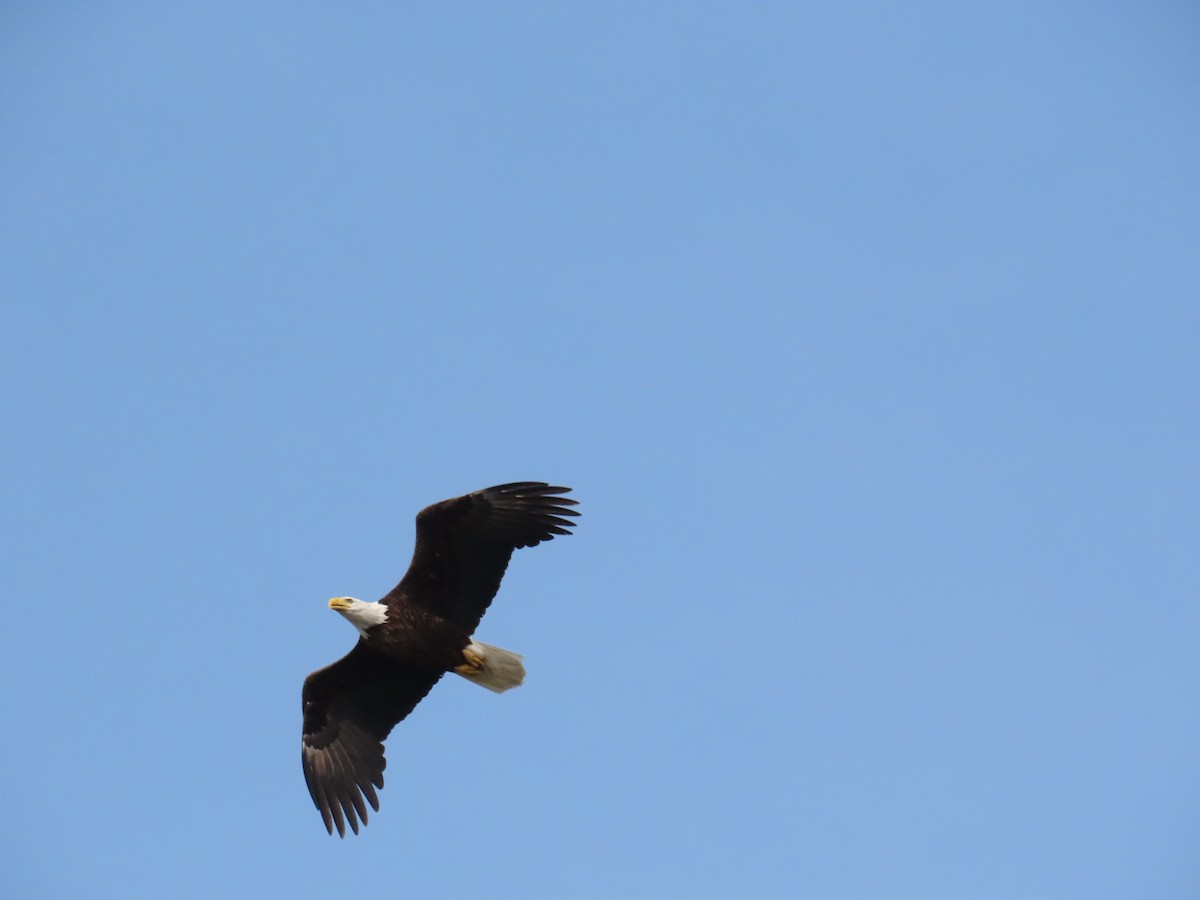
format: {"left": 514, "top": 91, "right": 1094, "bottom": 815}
{"left": 454, "top": 643, "right": 485, "bottom": 676}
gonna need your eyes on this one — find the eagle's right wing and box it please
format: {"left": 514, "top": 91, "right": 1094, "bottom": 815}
{"left": 300, "top": 643, "right": 441, "bottom": 836}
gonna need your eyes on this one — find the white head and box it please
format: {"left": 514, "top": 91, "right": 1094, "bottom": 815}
{"left": 328, "top": 596, "right": 389, "bottom": 639}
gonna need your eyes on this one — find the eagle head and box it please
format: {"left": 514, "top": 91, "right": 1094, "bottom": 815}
{"left": 328, "top": 596, "right": 388, "bottom": 638}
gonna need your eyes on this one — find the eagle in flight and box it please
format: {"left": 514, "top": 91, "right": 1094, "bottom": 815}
{"left": 301, "top": 482, "right": 579, "bottom": 836}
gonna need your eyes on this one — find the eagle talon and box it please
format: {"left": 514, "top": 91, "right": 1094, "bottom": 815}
{"left": 455, "top": 644, "right": 486, "bottom": 676}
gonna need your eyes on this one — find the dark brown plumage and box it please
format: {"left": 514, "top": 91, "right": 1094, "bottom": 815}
{"left": 301, "top": 482, "right": 579, "bottom": 836}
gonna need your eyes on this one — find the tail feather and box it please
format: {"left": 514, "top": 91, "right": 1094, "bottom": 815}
{"left": 458, "top": 641, "right": 525, "bottom": 693}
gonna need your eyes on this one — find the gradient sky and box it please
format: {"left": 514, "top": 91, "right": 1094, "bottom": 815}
{"left": 2, "top": 3, "right": 1198, "bottom": 898}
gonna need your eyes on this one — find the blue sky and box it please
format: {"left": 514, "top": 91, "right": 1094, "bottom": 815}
{"left": 2, "top": 3, "right": 1198, "bottom": 897}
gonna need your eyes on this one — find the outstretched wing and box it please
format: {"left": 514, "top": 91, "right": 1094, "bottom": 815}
{"left": 382, "top": 482, "right": 579, "bottom": 634}
{"left": 301, "top": 643, "right": 442, "bottom": 837}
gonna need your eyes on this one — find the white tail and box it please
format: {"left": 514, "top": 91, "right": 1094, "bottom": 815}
{"left": 457, "top": 641, "right": 526, "bottom": 693}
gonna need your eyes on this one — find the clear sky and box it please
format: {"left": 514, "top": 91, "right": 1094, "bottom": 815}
{"left": 2, "top": 3, "right": 1198, "bottom": 897}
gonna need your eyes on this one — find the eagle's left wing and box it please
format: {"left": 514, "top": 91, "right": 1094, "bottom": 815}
{"left": 382, "top": 482, "right": 578, "bottom": 633}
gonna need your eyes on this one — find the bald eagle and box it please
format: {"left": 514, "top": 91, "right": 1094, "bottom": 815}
{"left": 301, "top": 482, "right": 579, "bottom": 837}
